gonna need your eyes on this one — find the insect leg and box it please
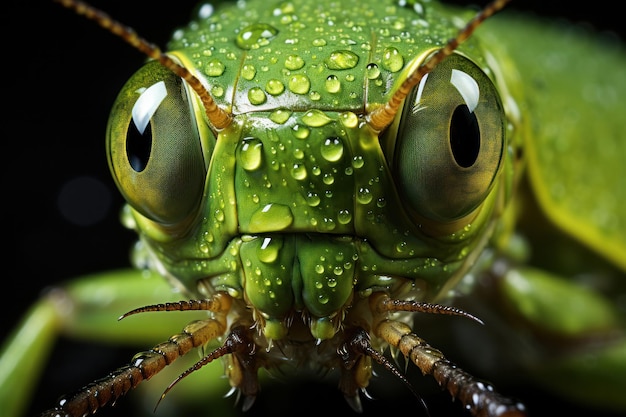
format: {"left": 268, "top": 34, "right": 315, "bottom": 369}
{"left": 374, "top": 318, "right": 526, "bottom": 417}
{"left": 39, "top": 294, "right": 232, "bottom": 417}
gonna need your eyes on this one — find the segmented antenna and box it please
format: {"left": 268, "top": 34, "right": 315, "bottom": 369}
{"left": 54, "top": 0, "right": 233, "bottom": 130}
{"left": 367, "top": 0, "right": 512, "bottom": 131}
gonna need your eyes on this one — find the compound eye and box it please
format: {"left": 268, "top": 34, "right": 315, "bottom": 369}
{"left": 393, "top": 53, "right": 505, "bottom": 223}
{"left": 107, "top": 61, "right": 207, "bottom": 225}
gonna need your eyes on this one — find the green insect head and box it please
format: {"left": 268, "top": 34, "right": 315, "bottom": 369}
{"left": 104, "top": 0, "right": 513, "bottom": 341}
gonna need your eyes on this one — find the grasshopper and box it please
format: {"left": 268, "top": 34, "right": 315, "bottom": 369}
{"left": 2, "top": 0, "right": 619, "bottom": 416}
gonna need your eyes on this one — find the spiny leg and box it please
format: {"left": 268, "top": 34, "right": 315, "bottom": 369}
{"left": 337, "top": 294, "right": 486, "bottom": 413}
{"left": 118, "top": 292, "right": 233, "bottom": 320}
{"left": 157, "top": 325, "right": 261, "bottom": 413}
{"left": 40, "top": 293, "right": 233, "bottom": 417}
{"left": 338, "top": 327, "right": 429, "bottom": 413}
{"left": 375, "top": 296, "right": 485, "bottom": 325}
{"left": 370, "top": 293, "right": 527, "bottom": 417}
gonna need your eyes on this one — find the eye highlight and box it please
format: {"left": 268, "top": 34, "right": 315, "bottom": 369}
{"left": 132, "top": 81, "right": 168, "bottom": 136}
{"left": 124, "top": 81, "right": 168, "bottom": 173}
{"left": 391, "top": 53, "right": 505, "bottom": 224}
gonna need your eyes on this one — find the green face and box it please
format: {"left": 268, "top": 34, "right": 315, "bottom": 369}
{"left": 105, "top": 0, "right": 511, "bottom": 340}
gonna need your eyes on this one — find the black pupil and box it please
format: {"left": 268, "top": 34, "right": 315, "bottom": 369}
{"left": 127, "top": 119, "right": 152, "bottom": 172}
{"left": 450, "top": 104, "right": 480, "bottom": 168}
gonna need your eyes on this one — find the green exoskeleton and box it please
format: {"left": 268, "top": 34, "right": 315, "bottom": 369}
{"left": 2, "top": 1, "right": 625, "bottom": 417}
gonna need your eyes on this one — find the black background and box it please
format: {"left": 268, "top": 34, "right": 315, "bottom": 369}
{"left": 3, "top": 1, "right": 624, "bottom": 417}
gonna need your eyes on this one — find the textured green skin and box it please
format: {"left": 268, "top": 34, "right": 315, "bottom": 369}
{"left": 480, "top": 14, "right": 626, "bottom": 270}
{"left": 466, "top": 13, "right": 626, "bottom": 410}
{"left": 166, "top": 0, "right": 482, "bottom": 112}
{"left": 108, "top": 0, "right": 511, "bottom": 340}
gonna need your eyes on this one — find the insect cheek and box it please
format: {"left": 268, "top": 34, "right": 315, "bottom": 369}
{"left": 387, "top": 53, "right": 506, "bottom": 231}
{"left": 107, "top": 61, "right": 214, "bottom": 230}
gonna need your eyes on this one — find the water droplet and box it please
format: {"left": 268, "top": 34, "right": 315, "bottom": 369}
{"left": 357, "top": 187, "right": 372, "bottom": 204}
{"left": 302, "top": 109, "right": 333, "bottom": 127}
{"left": 395, "top": 241, "right": 407, "bottom": 253}
{"left": 241, "top": 64, "right": 257, "bottom": 80}
{"left": 292, "top": 124, "right": 310, "bottom": 139}
{"left": 320, "top": 137, "right": 344, "bottom": 162}
{"left": 211, "top": 85, "right": 224, "bottom": 97}
{"left": 306, "top": 192, "right": 321, "bottom": 207}
{"left": 337, "top": 209, "right": 352, "bottom": 224}
{"left": 273, "top": 1, "right": 295, "bottom": 15}
{"left": 236, "top": 23, "right": 279, "bottom": 50}
{"left": 312, "top": 38, "right": 327, "bottom": 47}
{"left": 248, "top": 87, "right": 267, "bottom": 105}
{"left": 411, "top": 0, "right": 426, "bottom": 16}
{"left": 257, "top": 236, "right": 282, "bottom": 263}
{"left": 352, "top": 155, "right": 364, "bottom": 168}
{"left": 339, "top": 112, "right": 358, "bottom": 128}
{"left": 197, "top": 3, "right": 214, "bottom": 19}
{"left": 325, "top": 50, "right": 359, "bottom": 70}
{"left": 315, "top": 264, "right": 325, "bottom": 274}
{"left": 366, "top": 63, "right": 380, "bottom": 79}
{"left": 214, "top": 209, "right": 225, "bottom": 222}
{"left": 240, "top": 137, "right": 264, "bottom": 171}
{"left": 288, "top": 74, "right": 311, "bottom": 95}
{"left": 309, "top": 91, "right": 321, "bottom": 101}
{"left": 269, "top": 108, "right": 292, "bottom": 124}
{"left": 131, "top": 352, "right": 157, "bottom": 367}
{"left": 291, "top": 163, "right": 307, "bottom": 180}
{"left": 249, "top": 203, "right": 294, "bottom": 232}
{"left": 265, "top": 79, "right": 285, "bottom": 96}
{"left": 284, "top": 54, "right": 305, "bottom": 70}
{"left": 382, "top": 47, "right": 404, "bottom": 72}
{"left": 323, "top": 173, "right": 335, "bottom": 185}
{"left": 293, "top": 148, "right": 304, "bottom": 159}
{"left": 204, "top": 59, "right": 225, "bottom": 76}
{"left": 325, "top": 75, "right": 341, "bottom": 93}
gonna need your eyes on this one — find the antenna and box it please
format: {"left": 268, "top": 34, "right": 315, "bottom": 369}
{"left": 54, "top": 0, "right": 233, "bottom": 130}
{"left": 367, "top": 0, "right": 512, "bottom": 131}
